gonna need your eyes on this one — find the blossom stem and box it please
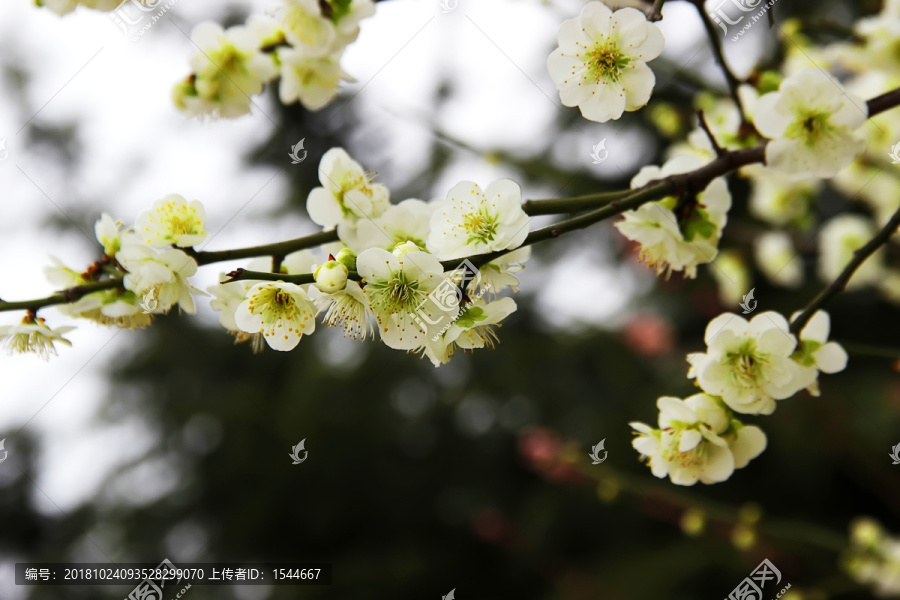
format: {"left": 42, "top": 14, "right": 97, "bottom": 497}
{"left": 688, "top": 0, "right": 750, "bottom": 125}
{"left": 222, "top": 268, "right": 361, "bottom": 285}
{"left": 697, "top": 109, "right": 726, "bottom": 157}
{"left": 190, "top": 229, "right": 341, "bottom": 266}
{"left": 790, "top": 205, "right": 900, "bottom": 334}
{"left": 0, "top": 278, "right": 124, "bottom": 313}
{"left": 522, "top": 190, "right": 633, "bottom": 215}
{"left": 647, "top": 0, "right": 667, "bottom": 21}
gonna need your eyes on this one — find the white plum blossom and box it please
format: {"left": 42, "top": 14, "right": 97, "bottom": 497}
{"left": 172, "top": 20, "right": 278, "bottom": 119}
{"left": 95, "top": 214, "right": 127, "bottom": 258}
{"left": 118, "top": 245, "right": 202, "bottom": 315}
{"left": 0, "top": 316, "right": 75, "bottom": 360}
{"left": 755, "top": 231, "right": 803, "bottom": 288}
{"left": 356, "top": 247, "right": 445, "bottom": 350}
{"left": 476, "top": 246, "right": 531, "bottom": 299}
{"left": 426, "top": 179, "right": 530, "bottom": 261}
{"left": 818, "top": 215, "right": 882, "bottom": 289}
{"left": 276, "top": 0, "right": 338, "bottom": 56}
{"left": 135, "top": 194, "right": 208, "bottom": 249}
{"left": 208, "top": 274, "right": 268, "bottom": 353}
{"left": 307, "top": 148, "right": 390, "bottom": 241}
{"left": 615, "top": 155, "right": 731, "bottom": 278}
{"left": 754, "top": 68, "right": 868, "bottom": 179}
{"left": 310, "top": 280, "right": 373, "bottom": 340}
{"left": 790, "top": 310, "right": 849, "bottom": 396}
{"left": 423, "top": 297, "right": 517, "bottom": 367}
{"left": 327, "top": 0, "right": 376, "bottom": 46}
{"left": 279, "top": 49, "right": 352, "bottom": 111}
{"left": 688, "top": 312, "right": 807, "bottom": 415}
{"left": 845, "top": 518, "right": 900, "bottom": 597}
{"left": 547, "top": 2, "right": 665, "bottom": 123}
{"left": 630, "top": 394, "right": 767, "bottom": 486}
{"left": 744, "top": 165, "right": 819, "bottom": 227}
{"left": 355, "top": 199, "right": 434, "bottom": 252}
{"left": 37, "top": 0, "right": 119, "bottom": 16}
{"left": 234, "top": 281, "right": 318, "bottom": 351}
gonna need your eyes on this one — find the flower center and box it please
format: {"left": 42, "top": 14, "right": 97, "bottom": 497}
{"left": 725, "top": 341, "right": 769, "bottom": 385}
{"left": 585, "top": 41, "right": 630, "bottom": 84}
{"left": 252, "top": 288, "right": 299, "bottom": 323}
{"left": 462, "top": 206, "right": 499, "bottom": 245}
{"left": 785, "top": 109, "right": 835, "bottom": 148}
{"left": 367, "top": 272, "right": 423, "bottom": 314}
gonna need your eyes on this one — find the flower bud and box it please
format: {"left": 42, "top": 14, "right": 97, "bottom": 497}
{"left": 335, "top": 248, "right": 357, "bottom": 271}
{"left": 314, "top": 260, "right": 349, "bottom": 293}
{"left": 392, "top": 241, "right": 420, "bottom": 258}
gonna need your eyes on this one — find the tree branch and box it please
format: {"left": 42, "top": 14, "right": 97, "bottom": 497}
{"left": 191, "top": 229, "right": 341, "bottom": 266}
{"left": 688, "top": 0, "right": 749, "bottom": 125}
{"left": 0, "top": 278, "right": 124, "bottom": 313}
{"left": 222, "top": 269, "right": 361, "bottom": 285}
{"left": 790, "top": 205, "right": 900, "bottom": 334}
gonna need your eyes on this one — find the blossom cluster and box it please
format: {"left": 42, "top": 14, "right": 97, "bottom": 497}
{"left": 630, "top": 310, "right": 847, "bottom": 486}
{"left": 2, "top": 149, "right": 531, "bottom": 367}
{"left": 844, "top": 517, "right": 900, "bottom": 596}
{"left": 171, "top": 0, "right": 376, "bottom": 118}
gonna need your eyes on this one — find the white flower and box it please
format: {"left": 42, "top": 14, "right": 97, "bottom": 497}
{"left": 306, "top": 148, "right": 390, "bottom": 239}
{"left": 818, "top": 215, "right": 882, "bottom": 289}
{"left": 0, "top": 316, "right": 75, "bottom": 360}
{"left": 356, "top": 247, "right": 444, "bottom": 350}
{"left": 688, "top": 312, "right": 807, "bottom": 415}
{"left": 615, "top": 155, "right": 731, "bottom": 278}
{"left": 754, "top": 68, "right": 868, "bottom": 179}
{"left": 426, "top": 179, "right": 530, "bottom": 261}
{"left": 354, "top": 199, "right": 434, "bottom": 252}
{"left": 745, "top": 165, "right": 819, "bottom": 227}
{"left": 173, "top": 21, "right": 278, "bottom": 119}
{"left": 95, "top": 213, "right": 127, "bottom": 257}
{"left": 476, "top": 246, "right": 531, "bottom": 299}
{"left": 38, "top": 0, "right": 119, "bottom": 16}
{"left": 234, "top": 281, "right": 318, "bottom": 351}
{"left": 845, "top": 518, "right": 900, "bottom": 597}
{"left": 118, "top": 245, "right": 202, "bottom": 315}
{"left": 310, "top": 280, "right": 373, "bottom": 340}
{"left": 328, "top": 0, "right": 376, "bottom": 46}
{"left": 278, "top": 49, "right": 352, "bottom": 111}
{"left": 547, "top": 2, "right": 665, "bottom": 123}
{"left": 423, "top": 297, "right": 517, "bottom": 367}
{"left": 208, "top": 276, "right": 267, "bottom": 353}
{"left": 790, "top": 310, "right": 848, "bottom": 396}
{"left": 710, "top": 251, "right": 750, "bottom": 308}
{"left": 755, "top": 231, "right": 803, "bottom": 288}
{"left": 135, "top": 194, "right": 208, "bottom": 249}
{"left": 276, "top": 0, "right": 337, "bottom": 56}
{"left": 314, "top": 260, "right": 349, "bottom": 293}
{"left": 630, "top": 394, "right": 767, "bottom": 486}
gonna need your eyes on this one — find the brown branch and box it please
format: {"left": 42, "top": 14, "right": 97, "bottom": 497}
{"left": 790, "top": 205, "right": 900, "bottom": 334}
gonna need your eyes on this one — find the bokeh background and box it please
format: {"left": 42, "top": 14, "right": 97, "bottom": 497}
{"left": 1, "top": 0, "right": 898, "bottom": 598}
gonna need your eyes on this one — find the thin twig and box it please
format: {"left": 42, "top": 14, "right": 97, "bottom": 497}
{"left": 697, "top": 110, "right": 726, "bottom": 157}
{"left": 0, "top": 279, "right": 124, "bottom": 313}
{"left": 689, "top": 0, "right": 749, "bottom": 124}
{"left": 790, "top": 205, "right": 900, "bottom": 334}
